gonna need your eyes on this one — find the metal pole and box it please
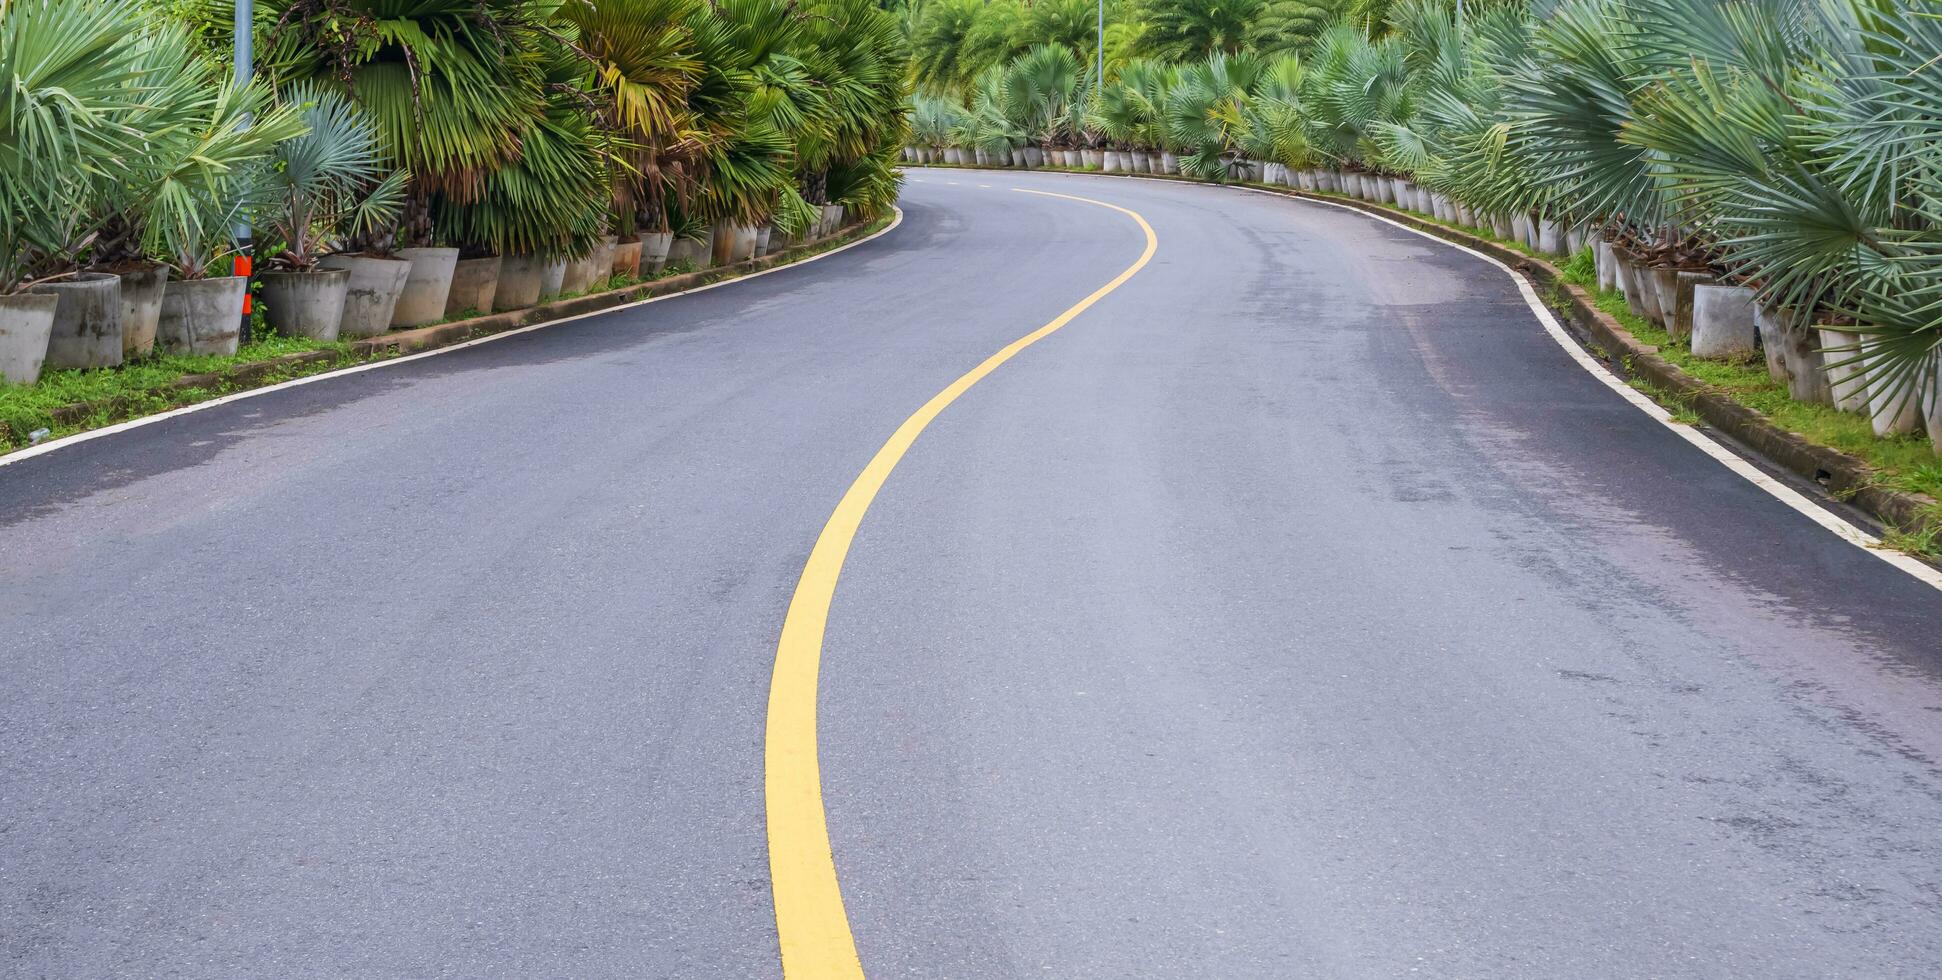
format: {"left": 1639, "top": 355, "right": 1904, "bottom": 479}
{"left": 1096, "top": 0, "right": 1103, "bottom": 94}
{"left": 233, "top": 0, "right": 255, "bottom": 338}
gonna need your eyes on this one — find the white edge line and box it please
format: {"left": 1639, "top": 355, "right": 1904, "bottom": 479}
{"left": 906, "top": 167, "right": 1942, "bottom": 591}
{"left": 1259, "top": 188, "right": 1942, "bottom": 591}
{"left": 1, "top": 209, "right": 904, "bottom": 469}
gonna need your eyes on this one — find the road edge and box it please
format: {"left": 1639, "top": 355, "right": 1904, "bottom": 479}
{"left": 908, "top": 165, "right": 1942, "bottom": 586}
{"left": 0, "top": 211, "right": 903, "bottom": 468}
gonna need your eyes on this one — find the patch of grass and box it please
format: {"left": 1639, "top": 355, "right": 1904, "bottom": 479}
{"left": 0, "top": 335, "right": 352, "bottom": 445}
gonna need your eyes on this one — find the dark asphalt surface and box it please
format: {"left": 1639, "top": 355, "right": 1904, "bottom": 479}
{"left": 4, "top": 171, "right": 1942, "bottom": 978}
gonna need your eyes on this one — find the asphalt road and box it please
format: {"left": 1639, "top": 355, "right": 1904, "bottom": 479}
{"left": 4, "top": 172, "right": 1942, "bottom": 979}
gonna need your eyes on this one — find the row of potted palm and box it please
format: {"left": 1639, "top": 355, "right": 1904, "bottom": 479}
{"left": 1, "top": 0, "right": 909, "bottom": 388}
{"left": 906, "top": 0, "right": 1942, "bottom": 453}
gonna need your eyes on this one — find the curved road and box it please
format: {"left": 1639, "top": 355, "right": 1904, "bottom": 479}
{"left": 4, "top": 172, "right": 1941, "bottom": 978}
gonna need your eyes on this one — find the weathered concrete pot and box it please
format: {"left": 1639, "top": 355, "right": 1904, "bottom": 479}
{"left": 1691, "top": 283, "right": 1755, "bottom": 359}
{"left": 1157, "top": 151, "right": 1177, "bottom": 174}
{"left": 115, "top": 263, "right": 167, "bottom": 358}
{"left": 156, "top": 276, "right": 246, "bottom": 356}
{"left": 538, "top": 258, "right": 568, "bottom": 301}
{"left": 754, "top": 225, "right": 774, "bottom": 257}
{"left": 972, "top": 147, "right": 989, "bottom": 166}
{"left": 822, "top": 204, "right": 846, "bottom": 237}
{"left": 1101, "top": 150, "right": 1120, "bottom": 172}
{"left": 392, "top": 246, "right": 459, "bottom": 327}
{"left": 942, "top": 147, "right": 961, "bottom": 164}
{"left": 0, "top": 292, "right": 60, "bottom": 384}
{"left": 1816, "top": 327, "right": 1869, "bottom": 412}
{"left": 1927, "top": 359, "right": 1942, "bottom": 452}
{"left": 1009, "top": 148, "right": 1026, "bottom": 167}
{"left": 444, "top": 256, "right": 501, "bottom": 316}
{"left": 642, "top": 232, "right": 674, "bottom": 272}
{"left": 259, "top": 269, "right": 348, "bottom": 341}
{"left": 1510, "top": 213, "right": 1532, "bottom": 244}
{"left": 561, "top": 249, "right": 603, "bottom": 295}
{"left": 1632, "top": 261, "right": 1666, "bottom": 325}
{"left": 1595, "top": 240, "right": 1617, "bottom": 292}
{"left": 1024, "top": 147, "right": 1044, "bottom": 168}
{"left": 1084, "top": 149, "right": 1104, "bottom": 169}
{"left": 31, "top": 272, "right": 122, "bottom": 370}
{"left": 1672, "top": 271, "right": 1714, "bottom": 340}
{"left": 1537, "top": 220, "right": 1565, "bottom": 255}
{"left": 1457, "top": 204, "right": 1477, "bottom": 228}
{"left": 1566, "top": 224, "right": 1587, "bottom": 255}
{"left": 666, "top": 234, "right": 709, "bottom": 270}
{"left": 318, "top": 253, "right": 409, "bottom": 338}
{"left": 1859, "top": 337, "right": 1924, "bottom": 435}
{"left": 612, "top": 240, "right": 643, "bottom": 278}
{"left": 1615, "top": 253, "right": 1647, "bottom": 314}
{"left": 1129, "top": 150, "right": 1149, "bottom": 173}
{"left": 731, "top": 224, "right": 760, "bottom": 263}
{"left": 1765, "top": 308, "right": 1829, "bottom": 404}
{"left": 1750, "top": 302, "right": 1793, "bottom": 384}
{"left": 492, "top": 254, "right": 545, "bottom": 311}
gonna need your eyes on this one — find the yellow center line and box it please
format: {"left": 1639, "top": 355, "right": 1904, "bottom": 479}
{"left": 763, "top": 189, "right": 1160, "bottom": 979}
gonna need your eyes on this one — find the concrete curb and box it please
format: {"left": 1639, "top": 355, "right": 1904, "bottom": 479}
{"left": 910, "top": 164, "right": 1941, "bottom": 539}
{"left": 2, "top": 219, "right": 886, "bottom": 452}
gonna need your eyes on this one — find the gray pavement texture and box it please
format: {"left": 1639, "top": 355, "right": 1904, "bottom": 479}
{"left": 3, "top": 172, "right": 1941, "bottom": 979}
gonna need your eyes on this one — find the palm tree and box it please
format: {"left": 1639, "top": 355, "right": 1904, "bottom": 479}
{"left": 1135, "top": 0, "right": 1264, "bottom": 62}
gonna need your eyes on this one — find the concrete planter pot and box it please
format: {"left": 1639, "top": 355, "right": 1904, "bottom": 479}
{"left": 156, "top": 276, "right": 246, "bottom": 356}
{"left": 259, "top": 269, "right": 348, "bottom": 341}
{"left": 822, "top": 204, "right": 845, "bottom": 237}
{"left": 1645, "top": 266, "right": 1685, "bottom": 333}
{"left": 318, "top": 253, "right": 410, "bottom": 338}
{"left": 666, "top": 234, "right": 709, "bottom": 271}
{"left": 1024, "top": 146, "right": 1044, "bottom": 167}
{"left": 31, "top": 272, "right": 122, "bottom": 370}
{"left": 1636, "top": 265, "right": 1667, "bottom": 325}
{"left": 1102, "top": 150, "right": 1121, "bottom": 172}
{"left": 1860, "top": 337, "right": 1924, "bottom": 436}
{"left": 1763, "top": 307, "right": 1829, "bottom": 404}
{"left": 595, "top": 235, "right": 619, "bottom": 281}
{"left": 1010, "top": 148, "right": 1026, "bottom": 167}
{"left": 1434, "top": 194, "right": 1454, "bottom": 222}
{"left": 754, "top": 225, "right": 773, "bottom": 257}
{"left": 392, "top": 246, "right": 459, "bottom": 327}
{"left": 492, "top": 253, "right": 545, "bottom": 310}
{"left": 732, "top": 224, "right": 760, "bottom": 263}
{"left": 1082, "top": 148, "right": 1102, "bottom": 169}
{"left": 612, "top": 240, "right": 643, "bottom": 278}
{"left": 1690, "top": 284, "right": 1758, "bottom": 359}
{"left": 1457, "top": 204, "right": 1477, "bottom": 228}
{"left": 1537, "top": 220, "right": 1565, "bottom": 255}
{"left": 1928, "top": 360, "right": 1942, "bottom": 452}
{"left": 1816, "top": 327, "right": 1870, "bottom": 413}
{"left": 1667, "top": 270, "right": 1712, "bottom": 340}
{"left": 1594, "top": 239, "right": 1617, "bottom": 292}
{"left": 642, "top": 232, "right": 674, "bottom": 272}
{"left": 538, "top": 258, "right": 568, "bottom": 301}
{"left": 1565, "top": 225, "right": 1587, "bottom": 255}
{"left": 445, "top": 256, "right": 501, "bottom": 317}
{"left": 1297, "top": 170, "right": 1318, "bottom": 191}
{"left": 942, "top": 147, "right": 961, "bottom": 164}
{"left": 1613, "top": 251, "right": 1646, "bottom": 315}
{"left": 1417, "top": 189, "right": 1434, "bottom": 214}
{"left": 972, "top": 147, "right": 988, "bottom": 166}
{"left": 1160, "top": 151, "right": 1180, "bottom": 174}
{"left": 560, "top": 250, "right": 602, "bottom": 295}
{"left": 1130, "top": 150, "right": 1150, "bottom": 173}
{"left": 1751, "top": 302, "right": 1793, "bottom": 384}
{"left": 0, "top": 292, "right": 60, "bottom": 384}
{"left": 115, "top": 263, "right": 167, "bottom": 358}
